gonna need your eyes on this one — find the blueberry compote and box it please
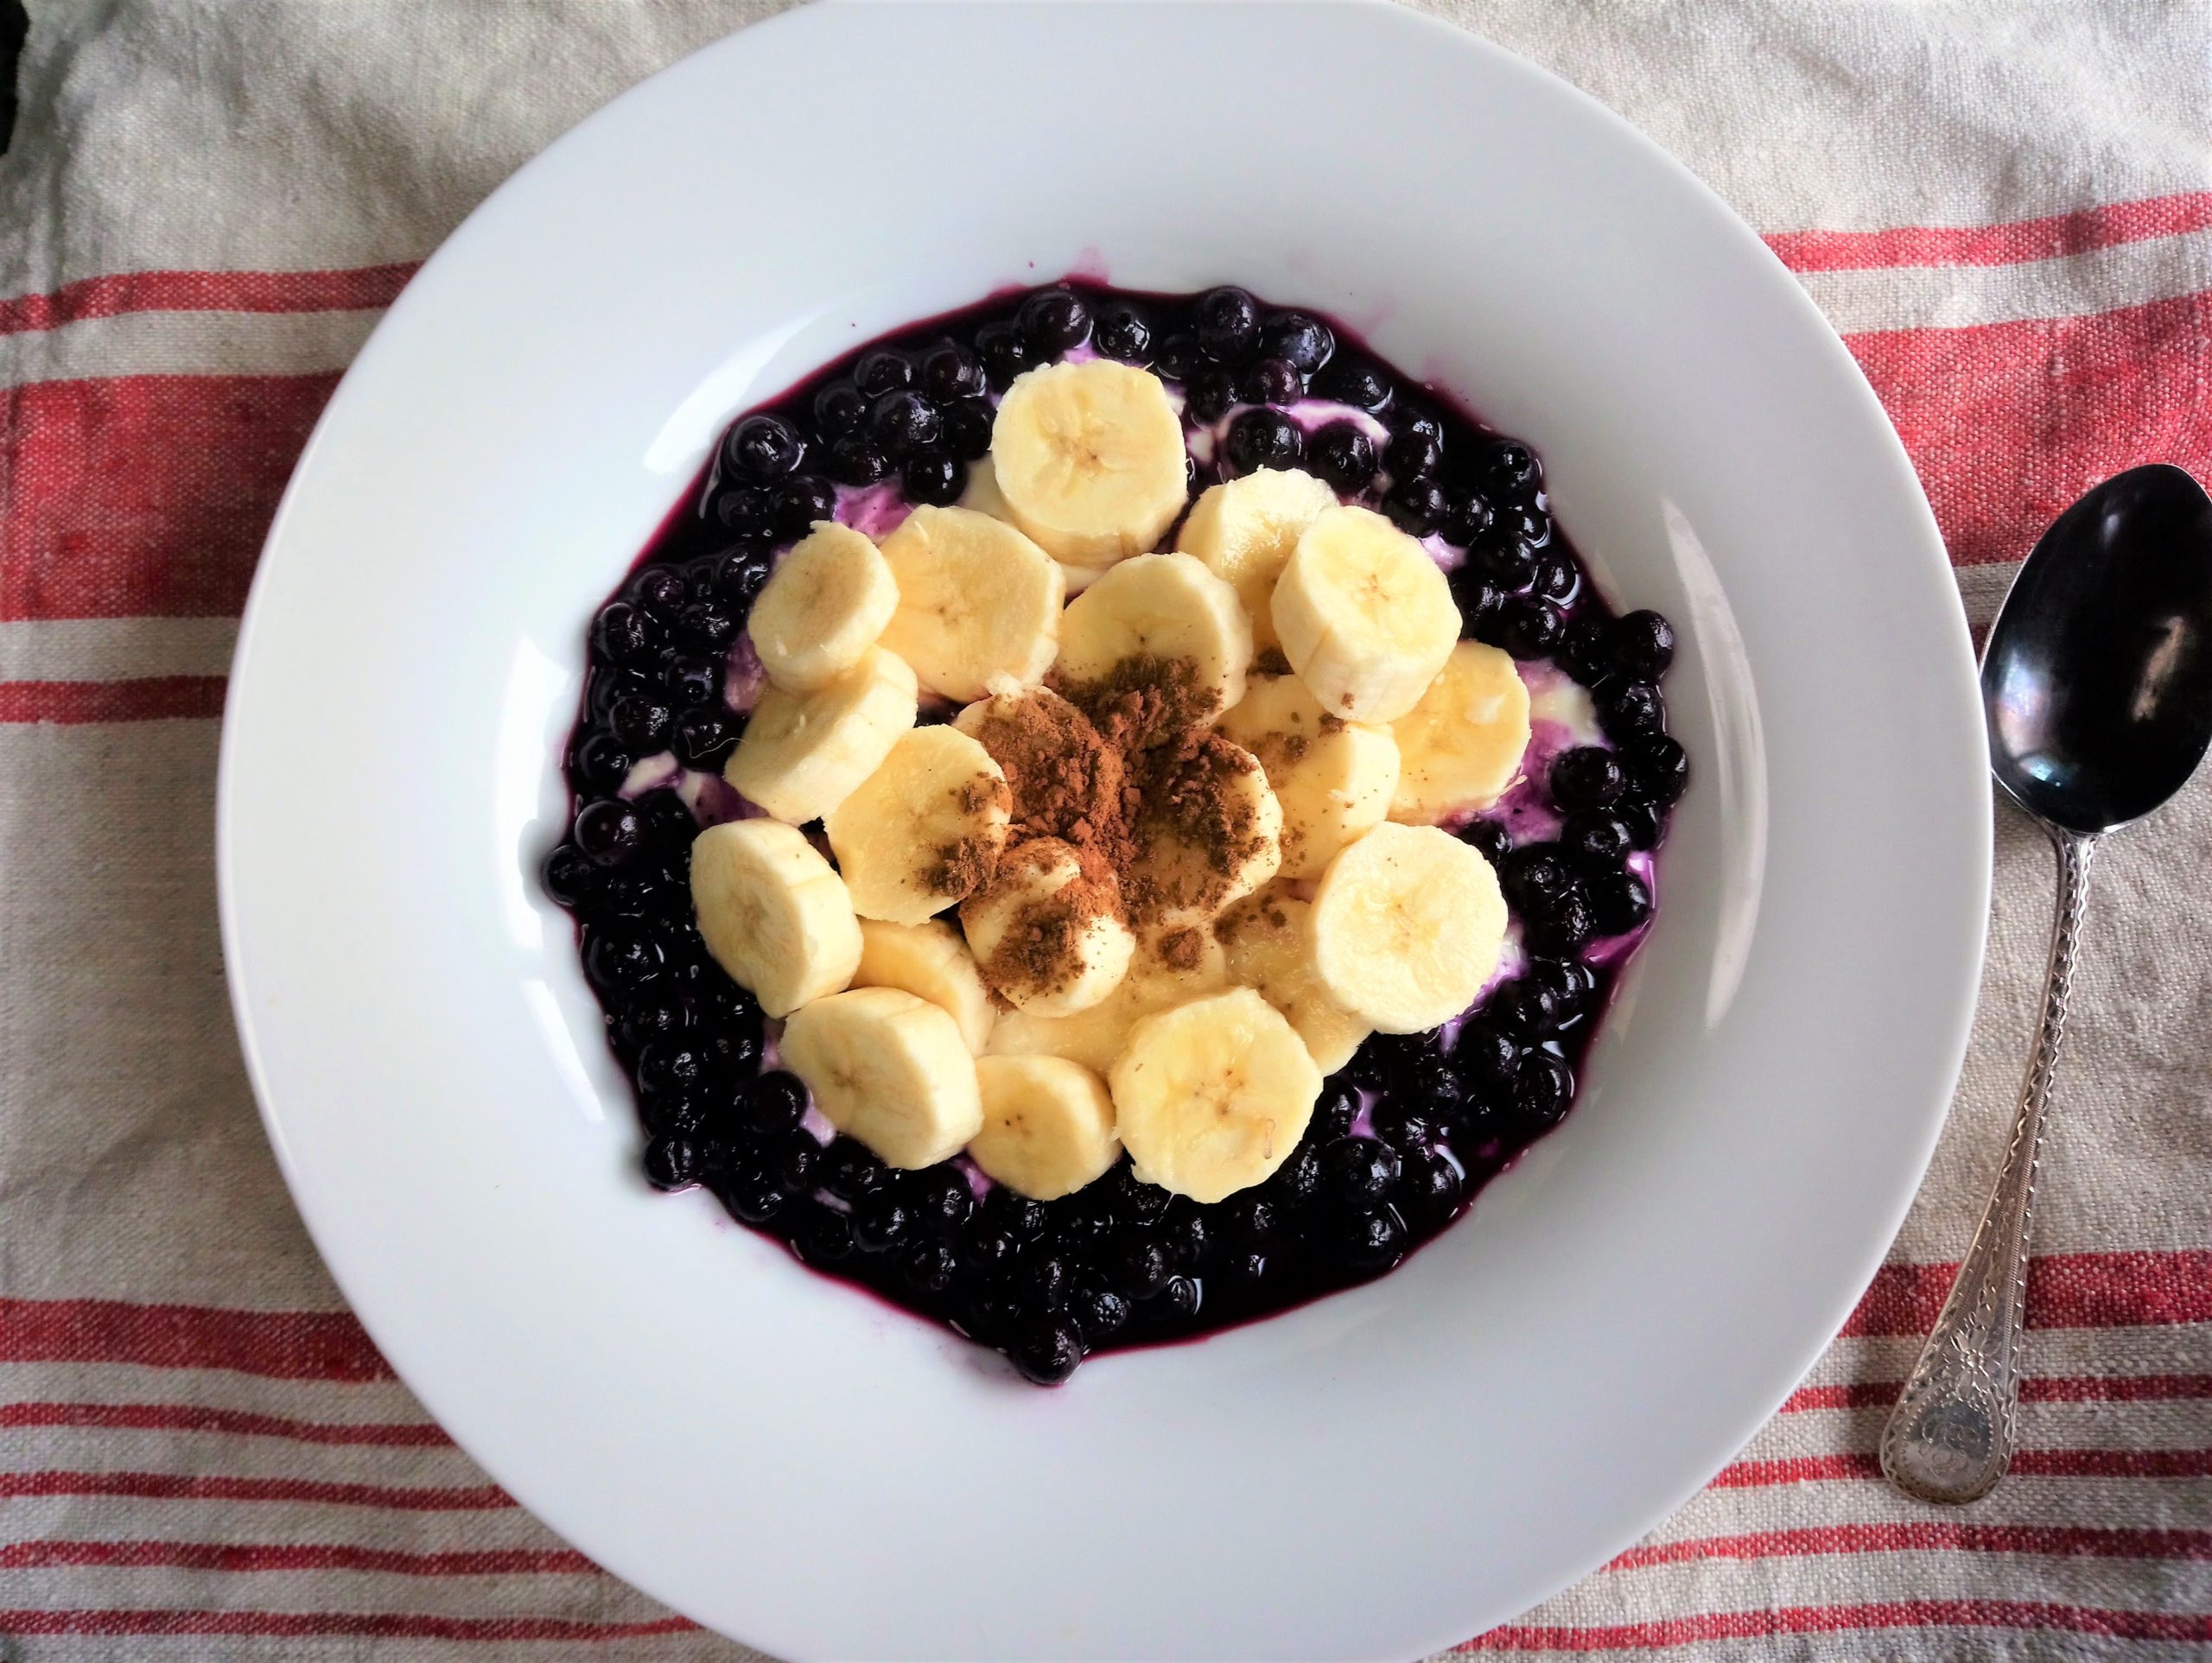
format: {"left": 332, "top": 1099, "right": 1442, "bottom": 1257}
{"left": 547, "top": 283, "right": 1685, "bottom": 1386}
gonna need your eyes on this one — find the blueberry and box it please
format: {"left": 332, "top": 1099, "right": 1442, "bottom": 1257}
{"left": 1221, "top": 1192, "right": 1280, "bottom": 1247}
{"left": 1479, "top": 438, "right": 1542, "bottom": 499}
{"left": 1529, "top": 958, "right": 1599, "bottom": 1025}
{"left": 1385, "top": 427, "right": 1442, "bottom": 481}
{"left": 852, "top": 1193, "right": 911, "bottom": 1253}
{"left": 1241, "top": 355, "right": 1303, "bottom": 406}
{"left": 583, "top": 925, "right": 660, "bottom": 994}
{"left": 1550, "top": 746, "right": 1627, "bottom": 812}
{"left": 1329, "top": 1208, "right": 1406, "bottom": 1272}
{"left": 1110, "top": 1235, "right": 1171, "bottom": 1297}
{"left": 1018, "top": 286, "right": 1091, "bottom": 353}
{"left": 628, "top": 565, "right": 689, "bottom": 621}
{"left": 1158, "top": 1201, "right": 1210, "bottom": 1268}
{"left": 542, "top": 843, "right": 600, "bottom": 910}
{"left": 1454, "top": 1019, "right": 1521, "bottom": 1093}
{"left": 1384, "top": 477, "right": 1446, "bottom": 536}
{"left": 1560, "top": 809, "right": 1634, "bottom": 874}
{"left": 711, "top": 485, "right": 775, "bottom": 540}
{"left": 1443, "top": 489, "right": 1495, "bottom": 549}
{"left": 662, "top": 654, "right": 719, "bottom": 710}
{"left": 812, "top": 381, "right": 868, "bottom": 439}
{"left": 974, "top": 321, "right": 1034, "bottom": 388}
{"left": 1314, "top": 356, "right": 1391, "bottom": 413}
{"left": 1153, "top": 332, "right": 1201, "bottom": 381}
{"left": 1212, "top": 1247, "right": 1269, "bottom": 1287}
{"left": 1193, "top": 285, "right": 1260, "bottom": 364}
{"left": 796, "top": 1204, "right": 858, "bottom": 1264}
{"left": 743, "top": 1070, "right": 814, "bottom": 1140}
{"left": 1226, "top": 409, "right": 1304, "bottom": 473}
{"left": 815, "top": 1139, "right": 883, "bottom": 1203}
{"left": 958, "top": 1221, "right": 1020, "bottom": 1275}
{"left": 715, "top": 547, "right": 775, "bottom": 605}
{"left": 1392, "top": 403, "right": 1445, "bottom": 447}
{"left": 768, "top": 1129, "right": 819, "bottom": 1194}
{"left": 1587, "top": 869, "right": 1655, "bottom": 936}
{"left": 1018, "top": 1252, "right": 1074, "bottom": 1311}
{"left": 827, "top": 436, "right": 893, "bottom": 486}
{"left": 1400, "top": 1055, "right": 1465, "bottom": 1118}
{"left": 901, "top": 450, "right": 966, "bottom": 506}
{"left": 868, "top": 390, "right": 940, "bottom": 455}
{"left": 641, "top": 1086, "right": 709, "bottom": 1137}
{"left": 961, "top": 1288, "right": 1019, "bottom": 1342}
{"left": 1306, "top": 422, "right": 1376, "bottom": 494}
{"left": 897, "top": 1238, "right": 957, "bottom": 1293}
{"left": 641, "top": 1134, "right": 702, "bottom": 1190}
{"left": 1103, "top": 1163, "right": 1171, "bottom": 1224}
{"left": 1607, "top": 608, "right": 1675, "bottom": 678}
{"left": 1267, "top": 1144, "right": 1324, "bottom": 1209}
{"left": 1619, "top": 733, "right": 1690, "bottom": 805}
{"left": 696, "top": 1015, "right": 761, "bottom": 1080}
{"left": 674, "top": 709, "right": 739, "bottom": 769}
{"left": 1399, "top": 1147, "right": 1465, "bottom": 1225}
{"left": 941, "top": 398, "right": 995, "bottom": 460}
{"left": 725, "top": 414, "right": 805, "bottom": 483}
{"left": 607, "top": 693, "right": 673, "bottom": 753}
{"left": 1498, "top": 842, "right": 1572, "bottom": 908}
{"left": 720, "top": 1167, "right": 787, "bottom": 1225}
{"left": 907, "top": 1168, "right": 974, "bottom": 1235}
{"left": 1511, "top": 1050, "right": 1574, "bottom": 1127}
{"left": 1151, "top": 1274, "right": 1202, "bottom": 1317}
{"left": 1456, "top": 817, "right": 1511, "bottom": 865}
{"left": 1320, "top": 1135, "right": 1401, "bottom": 1205}
{"left": 983, "top": 1188, "right": 1049, "bottom": 1241}
{"left": 1008, "top": 1317, "right": 1084, "bottom": 1384}
{"left": 569, "top": 731, "right": 633, "bottom": 796}
{"left": 1370, "top": 1098, "right": 1440, "bottom": 1153}
{"left": 918, "top": 341, "right": 986, "bottom": 403}
{"left": 1070, "top": 1281, "right": 1131, "bottom": 1343}
{"left": 1185, "top": 368, "right": 1236, "bottom": 424}
{"left": 1350, "top": 1030, "right": 1426, "bottom": 1093}
{"left": 1051, "top": 1202, "right": 1116, "bottom": 1257}
{"left": 1523, "top": 885, "right": 1596, "bottom": 955}
{"left": 636, "top": 1038, "right": 707, "bottom": 1098}
{"left": 853, "top": 348, "right": 914, "bottom": 399}
{"left": 1472, "top": 536, "right": 1538, "bottom": 590}
{"left": 1599, "top": 681, "right": 1666, "bottom": 739}
{"left": 1258, "top": 312, "right": 1334, "bottom": 374}
{"left": 772, "top": 475, "right": 838, "bottom": 541}
{"left": 590, "top": 600, "right": 658, "bottom": 668}
{"left": 1091, "top": 302, "right": 1154, "bottom": 364}
{"left": 1498, "top": 596, "right": 1567, "bottom": 659}
{"left": 1532, "top": 550, "right": 1580, "bottom": 602}
{"left": 1503, "top": 501, "right": 1553, "bottom": 549}
{"left": 676, "top": 599, "right": 738, "bottom": 652}
{"left": 1312, "top": 1078, "right": 1360, "bottom": 1141}
{"left": 573, "top": 799, "right": 641, "bottom": 865}
{"left": 1616, "top": 798, "right": 1665, "bottom": 851}
{"left": 1558, "top": 614, "right": 1612, "bottom": 686}
{"left": 1448, "top": 567, "right": 1503, "bottom": 632}
{"left": 1489, "top": 976, "right": 1560, "bottom": 1038}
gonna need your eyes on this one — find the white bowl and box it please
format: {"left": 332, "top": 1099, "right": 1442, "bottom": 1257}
{"left": 219, "top": 3, "right": 1989, "bottom": 1657}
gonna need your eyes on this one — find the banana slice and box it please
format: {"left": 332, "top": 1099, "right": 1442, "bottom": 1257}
{"left": 1389, "top": 640, "right": 1531, "bottom": 822}
{"left": 745, "top": 522, "right": 899, "bottom": 693}
{"left": 990, "top": 359, "right": 1189, "bottom": 567}
{"left": 779, "top": 986, "right": 982, "bottom": 1169}
{"left": 1177, "top": 467, "right": 1338, "bottom": 651}
{"left": 1110, "top": 987, "right": 1322, "bottom": 1203}
{"left": 724, "top": 645, "right": 917, "bottom": 824}
{"left": 1217, "top": 671, "right": 1400, "bottom": 879}
{"left": 970, "top": 1054, "right": 1122, "bottom": 1200}
{"left": 689, "top": 818, "right": 862, "bottom": 1019}
{"left": 959, "top": 837, "right": 1135, "bottom": 1017}
{"left": 852, "top": 917, "right": 997, "bottom": 1052}
{"left": 877, "top": 505, "right": 1065, "bottom": 701}
{"left": 1272, "top": 505, "right": 1460, "bottom": 722}
{"left": 1129, "top": 734, "right": 1283, "bottom": 928}
{"left": 987, "top": 925, "right": 1227, "bottom": 1073}
{"left": 1053, "top": 552, "right": 1255, "bottom": 733}
{"left": 1217, "top": 885, "right": 1371, "bottom": 1073}
{"left": 1310, "top": 821, "right": 1506, "bottom": 1033}
{"left": 824, "top": 726, "right": 1010, "bottom": 925}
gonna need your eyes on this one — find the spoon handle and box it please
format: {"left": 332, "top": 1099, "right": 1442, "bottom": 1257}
{"left": 1879, "top": 826, "right": 2097, "bottom": 1504}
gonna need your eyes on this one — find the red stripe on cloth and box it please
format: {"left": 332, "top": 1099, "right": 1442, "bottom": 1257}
{"left": 1465, "top": 1601, "right": 2212, "bottom": 1651}
{"left": 1607, "top": 1523, "right": 2212, "bottom": 1571}
{"left": 1711, "top": 1449, "right": 2212, "bottom": 1488}
{"left": 0, "top": 1298, "right": 391, "bottom": 1381}
{"left": 1782, "top": 1374, "right": 2212, "bottom": 1413}
{"left": 0, "top": 1609, "right": 693, "bottom": 1641}
{"left": 1845, "top": 290, "right": 2212, "bottom": 568}
{"left": 1842, "top": 1250, "right": 2212, "bottom": 1336}
{"left": 0, "top": 264, "right": 417, "bottom": 335}
{"left": 0, "top": 372, "right": 338, "bottom": 620}
{"left": 0, "top": 1471, "right": 511, "bottom": 1510}
{"left": 0, "top": 1539, "right": 592, "bottom": 1576}
{"left": 0, "top": 676, "right": 226, "bottom": 723}
{"left": 1767, "top": 190, "right": 2212, "bottom": 273}
{"left": 0, "top": 1401, "right": 448, "bottom": 1447}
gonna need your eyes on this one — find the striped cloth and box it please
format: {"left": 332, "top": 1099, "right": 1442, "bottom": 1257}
{"left": 3, "top": 2, "right": 2209, "bottom": 1657}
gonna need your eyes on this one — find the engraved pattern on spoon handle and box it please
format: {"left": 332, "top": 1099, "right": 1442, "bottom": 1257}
{"left": 1879, "top": 827, "right": 2096, "bottom": 1505}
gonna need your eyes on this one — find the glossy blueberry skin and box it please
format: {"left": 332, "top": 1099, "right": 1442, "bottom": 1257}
{"left": 1384, "top": 477, "right": 1447, "bottom": 536}
{"left": 918, "top": 342, "right": 987, "bottom": 403}
{"left": 1610, "top": 609, "right": 1677, "bottom": 679}
{"left": 1193, "top": 285, "right": 1261, "bottom": 364}
{"left": 1091, "top": 303, "right": 1154, "bottom": 365}
{"left": 1314, "top": 356, "right": 1391, "bottom": 413}
{"left": 1308, "top": 422, "right": 1377, "bottom": 494}
{"left": 852, "top": 348, "right": 914, "bottom": 399}
{"left": 1018, "top": 286, "right": 1091, "bottom": 353}
{"left": 1226, "top": 409, "right": 1304, "bottom": 473}
{"left": 725, "top": 414, "right": 804, "bottom": 482}
{"left": 1258, "top": 311, "right": 1334, "bottom": 374}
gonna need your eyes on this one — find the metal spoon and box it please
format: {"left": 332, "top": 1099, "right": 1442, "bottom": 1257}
{"left": 1879, "top": 463, "right": 2212, "bottom": 1504}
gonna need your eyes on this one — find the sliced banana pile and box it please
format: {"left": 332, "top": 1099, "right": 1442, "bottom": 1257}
{"left": 686, "top": 359, "right": 1537, "bottom": 1205}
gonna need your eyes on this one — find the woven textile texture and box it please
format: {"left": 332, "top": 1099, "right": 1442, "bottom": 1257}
{"left": 2, "top": 3, "right": 2209, "bottom": 1657}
